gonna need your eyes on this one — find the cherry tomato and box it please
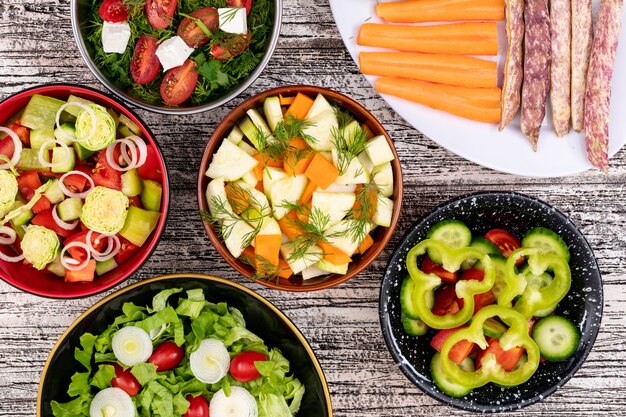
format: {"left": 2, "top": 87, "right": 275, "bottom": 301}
{"left": 148, "top": 341, "right": 184, "bottom": 371}
{"left": 184, "top": 395, "right": 209, "bottom": 417}
{"left": 131, "top": 35, "right": 161, "bottom": 85}
{"left": 177, "top": 7, "right": 219, "bottom": 48}
{"left": 98, "top": 0, "right": 129, "bottom": 23}
{"left": 160, "top": 59, "right": 199, "bottom": 106}
{"left": 229, "top": 351, "right": 267, "bottom": 382}
{"left": 227, "top": 0, "right": 253, "bottom": 15}
{"left": 421, "top": 255, "right": 457, "bottom": 284}
{"left": 210, "top": 33, "right": 250, "bottom": 61}
{"left": 110, "top": 363, "right": 141, "bottom": 397}
{"left": 92, "top": 151, "right": 122, "bottom": 190}
{"left": 145, "top": 0, "right": 178, "bottom": 30}
{"left": 484, "top": 229, "right": 521, "bottom": 258}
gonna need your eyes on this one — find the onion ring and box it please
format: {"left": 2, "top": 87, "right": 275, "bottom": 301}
{"left": 86, "top": 230, "right": 120, "bottom": 261}
{"left": 55, "top": 102, "right": 97, "bottom": 143}
{"left": 105, "top": 139, "right": 138, "bottom": 172}
{"left": 59, "top": 170, "right": 95, "bottom": 199}
{"left": 0, "top": 226, "right": 17, "bottom": 245}
{"left": 0, "top": 127, "right": 23, "bottom": 169}
{"left": 38, "top": 140, "right": 71, "bottom": 169}
{"left": 125, "top": 136, "right": 147, "bottom": 168}
{"left": 60, "top": 242, "right": 91, "bottom": 271}
{"left": 52, "top": 204, "right": 79, "bottom": 231}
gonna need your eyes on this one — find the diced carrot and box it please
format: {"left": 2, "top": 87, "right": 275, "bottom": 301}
{"left": 279, "top": 94, "right": 296, "bottom": 106}
{"left": 362, "top": 124, "right": 375, "bottom": 140}
{"left": 278, "top": 258, "right": 294, "bottom": 278}
{"left": 64, "top": 259, "right": 96, "bottom": 283}
{"left": 288, "top": 137, "right": 309, "bottom": 150}
{"left": 375, "top": 77, "right": 501, "bottom": 123}
{"left": 225, "top": 183, "right": 250, "bottom": 215}
{"left": 255, "top": 181, "right": 264, "bottom": 193}
{"left": 284, "top": 152, "right": 314, "bottom": 176}
{"left": 359, "top": 52, "right": 497, "bottom": 88}
{"left": 352, "top": 184, "right": 378, "bottom": 219}
{"left": 255, "top": 234, "right": 282, "bottom": 274}
{"left": 299, "top": 179, "right": 318, "bottom": 204}
{"left": 285, "top": 93, "right": 315, "bottom": 120}
{"left": 296, "top": 201, "right": 311, "bottom": 223}
{"left": 239, "top": 246, "right": 256, "bottom": 266}
{"left": 253, "top": 153, "right": 283, "bottom": 181}
{"left": 376, "top": 0, "right": 505, "bottom": 23}
{"left": 355, "top": 234, "right": 374, "bottom": 255}
{"left": 358, "top": 22, "right": 499, "bottom": 56}
{"left": 304, "top": 153, "right": 339, "bottom": 190}
{"left": 319, "top": 242, "right": 352, "bottom": 265}
{"left": 278, "top": 210, "right": 303, "bottom": 240}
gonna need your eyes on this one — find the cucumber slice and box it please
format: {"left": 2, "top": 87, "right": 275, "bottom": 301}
{"left": 237, "top": 141, "right": 257, "bottom": 156}
{"left": 522, "top": 227, "right": 570, "bottom": 262}
{"left": 461, "top": 236, "right": 501, "bottom": 270}
{"left": 44, "top": 179, "right": 65, "bottom": 204}
{"left": 247, "top": 108, "right": 275, "bottom": 145}
{"left": 54, "top": 123, "right": 76, "bottom": 146}
{"left": 57, "top": 197, "right": 83, "bottom": 221}
{"left": 117, "top": 125, "right": 135, "bottom": 138}
{"left": 119, "top": 206, "right": 160, "bottom": 247}
{"left": 317, "top": 258, "right": 348, "bottom": 275}
{"left": 269, "top": 174, "right": 307, "bottom": 220}
{"left": 482, "top": 318, "right": 507, "bottom": 338}
{"left": 140, "top": 180, "right": 162, "bottom": 212}
{"left": 51, "top": 147, "right": 76, "bottom": 173}
{"left": 280, "top": 243, "right": 323, "bottom": 274}
{"left": 29, "top": 128, "right": 55, "bottom": 150}
{"left": 400, "top": 276, "right": 434, "bottom": 320}
{"left": 372, "top": 195, "right": 393, "bottom": 228}
{"left": 372, "top": 162, "right": 394, "bottom": 198}
{"left": 426, "top": 219, "right": 472, "bottom": 264}
{"left": 263, "top": 96, "right": 283, "bottom": 132}
{"left": 118, "top": 113, "right": 141, "bottom": 136}
{"left": 121, "top": 169, "right": 143, "bottom": 197}
{"left": 531, "top": 315, "right": 580, "bottom": 361}
{"left": 8, "top": 201, "right": 34, "bottom": 226}
{"left": 74, "top": 142, "right": 95, "bottom": 161}
{"left": 205, "top": 140, "right": 259, "bottom": 182}
{"left": 431, "top": 353, "right": 474, "bottom": 398}
{"left": 20, "top": 94, "right": 65, "bottom": 130}
{"left": 96, "top": 258, "right": 119, "bottom": 276}
{"left": 332, "top": 150, "right": 369, "bottom": 185}
{"left": 311, "top": 191, "right": 355, "bottom": 230}
{"left": 47, "top": 256, "right": 66, "bottom": 277}
{"left": 401, "top": 312, "right": 428, "bottom": 336}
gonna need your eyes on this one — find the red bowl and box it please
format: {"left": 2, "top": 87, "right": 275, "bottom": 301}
{"left": 0, "top": 84, "right": 169, "bottom": 298}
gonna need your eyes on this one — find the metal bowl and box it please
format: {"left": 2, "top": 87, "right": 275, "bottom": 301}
{"left": 70, "top": 0, "right": 282, "bottom": 115}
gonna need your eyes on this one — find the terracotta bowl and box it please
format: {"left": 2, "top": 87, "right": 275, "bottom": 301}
{"left": 380, "top": 191, "right": 603, "bottom": 411}
{"left": 0, "top": 84, "right": 169, "bottom": 299}
{"left": 197, "top": 85, "right": 403, "bottom": 291}
{"left": 38, "top": 274, "right": 333, "bottom": 416}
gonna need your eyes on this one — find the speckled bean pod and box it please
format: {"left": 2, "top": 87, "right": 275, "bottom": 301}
{"left": 499, "top": 0, "right": 525, "bottom": 131}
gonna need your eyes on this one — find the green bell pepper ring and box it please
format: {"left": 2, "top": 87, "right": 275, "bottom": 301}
{"left": 406, "top": 239, "right": 495, "bottom": 329}
{"left": 497, "top": 248, "right": 572, "bottom": 318}
{"left": 440, "top": 305, "right": 540, "bottom": 389}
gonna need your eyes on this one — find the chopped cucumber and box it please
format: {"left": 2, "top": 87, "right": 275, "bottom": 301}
{"left": 372, "top": 162, "right": 394, "bottom": 197}
{"left": 324, "top": 220, "right": 374, "bottom": 256}
{"left": 247, "top": 108, "right": 275, "bottom": 145}
{"left": 117, "top": 125, "right": 135, "bottom": 138}
{"left": 237, "top": 140, "right": 257, "bottom": 156}
{"left": 263, "top": 96, "right": 283, "bottom": 132}
{"left": 51, "top": 147, "right": 76, "bottom": 173}
{"left": 401, "top": 311, "right": 428, "bottom": 336}
{"left": 223, "top": 215, "right": 256, "bottom": 258}
{"left": 107, "top": 109, "right": 119, "bottom": 128}
{"left": 400, "top": 276, "right": 434, "bottom": 320}
{"left": 357, "top": 150, "right": 376, "bottom": 174}
{"left": 119, "top": 113, "right": 141, "bottom": 136}
{"left": 66, "top": 95, "right": 95, "bottom": 117}
{"left": 8, "top": 201, "right": 34, "bottom": 226}
{"left": 234, "top": 181, "right": 271, "bottom": 230}
{"left": 325, "top": 183, "right": 356, "bottom": 193}
{"left": 372, "top": 195, "right": 393, "bottom": 227}
{"left": 280, "top": 243, "right": 323, "bottom": 274}
{"left": 121, "top": 169, "right": 142, "bottom": 197}
{"left": 241, "top": 170, "right": 258, "bottom": 187}
{"left": 11, "top": 223, "right": 26, "bottom": 240}
{"left": 57, "top": 197, "right": 83, "bottom": 221}
{"left": 522, "top": 227, "right": 570, "bottom": 262}
{"left": 257, "top": 218, "right": 281, "bottom": 236}
{"left": 342, "top": 121, "right": 360, "bottom": 145}
{"left": 311, "top": 191, "right": 355, "bottom": 230}
{"left": 119, "top": 206, "right": 160, "bottom": 247}
{"left": 141, "top": 180, "right": 162, "bottom": 211}
{"left": 238, "top": 116, "right": 261, "bottom": 150}
{"left": 482, "top": 318, "right": 507, "bottom": 338}
{"left": 74, "top": 142, "right": 95, "bottom": 161}
{"left": 301, "top": 265, "right": 327, "bottom": 280}
{"left": 205, "top": 178, "right": 233, "bottom": 222}
{"left": 20, "top": 94, "right": 65, "bottom": 130}
{"left": 531, "top": 315, "right": 579, "bottom": 361}
{"left": 54, "top": 123, "right": 76, "bottom": 145}
{"left": 205, "top": 140, "right": 259, "bottom": 181}
{"left": 269, "top": 174, "right": 307, "bottom": 220}
{"left": 29, "top": 128, "right": 56, "bottom": 150}
{"left": 332, "top": 150, "right": 369, "bottom": 184}
{"left": 227, "top": 125, "right": 244, "bottom": 145}
{"left": 44, "top": 179, "right": 65, "bottom": 204}
{"left": 17, "top": 148, "right": 49, "bottom": 171}
{"left": 461, "top": 236, "right": 501, "bottom": 270}
{"left": 426, "top": 219, "right": 472, "bottom": 264}
{"left": 431, "top": 353, "right": 474, "bottom": 398}
{"left": 317, "top": 258, "right": 349, "bottom": 275}
{"left": 47, "top": 256, "right": 66, "bottom": 277}
{"left": 303, "top": 109, "right": 338, "bottom": 151}
{"left": 365, "top": 135, "right": 395, "bottom": 166}
{"left": 96, "top": 258, "right": 119, "bottom": 276}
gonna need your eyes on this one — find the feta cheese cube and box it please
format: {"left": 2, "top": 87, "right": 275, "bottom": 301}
{"left": 155, "top": 36, "right": 194, "bottom": 72}
{"left": 218, "top": 8, "right": 247, "bottom": 35}
{"left": 101, "top": 21, "right": 131, "bottom": 54}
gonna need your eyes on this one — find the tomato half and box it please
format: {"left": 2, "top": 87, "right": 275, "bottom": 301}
{"left": 421, "top": 255, "right": 457, "bottom": 284}
{"left": 177, "top": 7, "right": 219, "bottom": 48}
{"left": 184, "top": 395, "right": 209, "bottom": 417}
{"left": 227, "top": 0, "right": 253, "bottom": 14}
{"left": 114, "top": 236, "right": 140, "bottom": 264}
{"left": 131, "top": 35, "right": 161, "bottom": 85}
{"left": 110, "top": 363, "right": 141, "bottom": 396}
{"left": 137, "top": 145, "right": 163, "bottom": 182}
{"left": 229, "top": 351, "right": 267, "bottom": 382}
{"left": 484, "top": 229, "right": 521, "bottom": 258}
{"left": 92, "top": 151, "right": 122, "bottom": 190}
{"left": 148, "top": 341, "right": 184, "bottom": 371}
{"left": 145, "top": 0, "right": 178, "bottom": 30}
{"left": 210, "top": 33, "right": 250, "bottom": 61}
{"left": 99, "top": 0, "right": 129, "bottom": 23}
{"left": 160, "top": 59, "right": 199, "bottom": 106}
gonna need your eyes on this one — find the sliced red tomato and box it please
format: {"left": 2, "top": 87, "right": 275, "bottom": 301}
{"left": 160, "top": 59, "right": 199, "bottom": 106}
{"left": 17, "top": 171, "right": 42, "bottom": 198}
{"left": 32, "top": 196, "right": 51, "bottom": 214}
{"left": 460, "top": 268, "right": 485, "bottom": 282}
{"left": 227, "top": 0, "right": 253, "bottom": 14}
{"left": 31, "top": 209, "right": 75, "bottom": 238}
{"left": 137, "top": 145, "right": 163, "bottom": 182}
{"left": 115, "top": 236, "right": 140, "bottom": 264}
{"left": 128, "top": 196, "right": 143, "bottom": 208}
{"left": 229, "top": 351, "right": 267, "bottom": 382}
{"left": 430, "top": 326, "right": 475, "bottom": 365}
{"left": 64, "top": 230, "right": 107, "bottom": 263}
{"left": 110, "top": 363, "right": 141, "bottom": 396}
{"left": 145, "top": 0, "right": 178, "bottom": 30}
{"left": 7, "top": 123, "right": 30, "bottom": 146}
{"left": 184, "top": 395, "right": 209, "bottom": 417}
{"left": 62, "top": 169, "right": 91, "bottom": 193}
{"left": 432, "top": 285, "right": 460, "bottom": 316}
{"left": 177, "top": 7, "right": 219, "bottom": 48}
{"left": 0, "top": 135, "right": 15, "bottom": 159}
{"left": 484, "top": 229, "right": 521, "bottom": 258}
{"left": 210, "top": 33, "right": 250, "bottom": 61}
{"left": 421, "top": 255, "right": 457, "bottom": 284}
{"left": 476, "top": 338, "right": 525, "bottom": 371}
{"left": 131, "top": 35, "right": 161, "bottom": 85}
{"left": 99, "top": 0, "right": 129, "bottom": 23}
{"left": 92, "top": 151, "right": 122, "bottom": 190}
{"left": 148, "top": 341, "right": 184, "bottom": 371}
{"left": 65, "top": 259, "right": 97, "bottom": 282}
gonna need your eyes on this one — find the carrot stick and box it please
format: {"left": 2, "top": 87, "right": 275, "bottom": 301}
{"left": 358, "top": 22, "right": 498, "bottom": 55}
{"left": 299, "top": 179, "right": 318, "bottom": 204}
{"left": 304, "top": 153, "right": 339, "bottom": 190}
{"left": 355, "top": 234, "right": 374, "bottom": 255}
{"left": 255, "top": 234, "right": 282, "bottom": 274}
{"left": 375, "top": 77, "right": 501, "bottom": 123}
{"left": 279, "top": 94, "right": 296, "bottom": 106}
{"left": 286, "top": 93, "right": 315, "bottom": 120}
{"left": 318, "top": 242, "right": 352, "bottom": 265}
{"left": 376, "top": 0, "right": 505, "bottom": 23}
{"left": 359, "top": 52, "right": 497, "bottom": 88}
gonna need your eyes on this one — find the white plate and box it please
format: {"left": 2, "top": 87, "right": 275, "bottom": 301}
{"left": 330, "top": 0, "right": 626, "bottom": 177}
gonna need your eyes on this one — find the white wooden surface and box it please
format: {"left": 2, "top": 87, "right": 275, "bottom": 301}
{"left": 0, "top": 0, "right": 625, "bottom": 415}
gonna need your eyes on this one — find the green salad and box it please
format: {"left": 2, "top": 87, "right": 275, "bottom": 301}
{"left": 51, "top": 288, "right": 304, "bottom": 417}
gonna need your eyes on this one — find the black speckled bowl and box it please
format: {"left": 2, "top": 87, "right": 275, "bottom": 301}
{"left": 380, "top": 191, "right": 603, "bottom": 412}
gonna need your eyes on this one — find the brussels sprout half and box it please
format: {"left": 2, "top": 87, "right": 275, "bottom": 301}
{"left": 0, "top": 169, "right": 18, "bottom": 218}
{"left": 21, "top": 225, "right": 60, "bottom": 270}
{"left": 75, "top": 104, "right": 117, "bottom": 151}
{"left": 80, "top": 186, "right": 129, "bottom": 235}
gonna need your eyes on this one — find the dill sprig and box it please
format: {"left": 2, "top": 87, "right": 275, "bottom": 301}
{"left": 280, "top": 202, "right": 330, "bottom": 262}
{"left": 256, "top": 115, "right": 316, "bottom": 175}
{"left": 331, "top": 108, "right": 369, "bottom": 176}
{"left": 341, "top": 180, "right": 380, "bottom": 243}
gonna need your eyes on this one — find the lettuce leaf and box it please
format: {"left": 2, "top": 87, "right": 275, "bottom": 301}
{"left": 90, "top": 364, "right": 115, "bottom": 390}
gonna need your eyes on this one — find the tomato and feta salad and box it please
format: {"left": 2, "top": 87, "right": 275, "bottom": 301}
{"left": 202, "top": 92, "right": 397, "bottom": 281}
{"left": 400, "top": 220, "right": 580, "bottom": 397}
{"left": 0, "top": 93, "right": 163, "bottom": 283}
{"left": 87, "top": 0, "right": 274, "bottom": 106}
{"left": 50, "top": 288, "right": 305, "bottom": 417}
